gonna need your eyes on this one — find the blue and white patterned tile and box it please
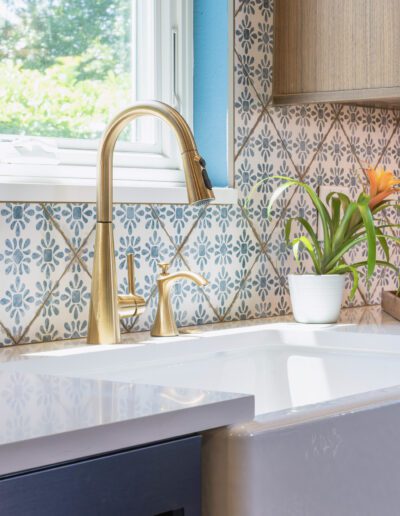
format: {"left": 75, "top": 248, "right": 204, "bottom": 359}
{"left": 114, "top": 204, "right": 176, "bottom": 304}
{"left": 0, "top": 203, "right": 71, "bottom": 341}
{"left": 235, "top": 0, "right": 274, "bottom": 106}
{"left": 236, "top": 112, "right": 299, "bottom": 244}
{"left": 234, "top": 52, "right": 264, "bottom": 156}
{"left": 23, "top": 259, "right": 92, "bottom": 344}
{"left": 45, "top": 203, "right": 96, "bottom": 252}
{"left": 131, "top": 289, "right": 158, "bottom": 333}
{"left": 305, "top": 119, "right": 362, "bottom": 196}
{"left": 167, "top": 255, "right": 219, "bottom": 328}
{"left": 22, "top": 314, "right": 61, "bottom": 345}
{"left": 181, "top": 204, "right": 260, "bottom": 319}
{"left": 76, "top": 227, "right": 96, "bottom": 276}
{"left": 270, "top": 187, "right": 317, "bottom": 275}
{"left": 0, "top": 322, "right": 14, "bottom": 347}
{"left": 265, "top": 223, "right": 292, "bottom": 271}
{"left": 377, "top": 121, "right": 400, "bottom": 173}
{"left": 226, "top": 252, "right": 289, "bottom": 320}
{"left": 339, "top": 106, "right": 398, "bottom": 168}
{"left": 152, "top": 203, "right": 204, "bottom": 249}
{"left": 269, "top": 103, "right": 337, "bottom": 173}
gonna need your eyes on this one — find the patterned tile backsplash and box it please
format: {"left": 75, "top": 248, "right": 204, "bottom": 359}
{"left": 1, "top": 0, "right": 400, "bottom": 346}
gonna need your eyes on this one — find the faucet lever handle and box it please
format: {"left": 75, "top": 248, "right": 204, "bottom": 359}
{"left": 127, "top": 253, "right": 136, "bottom": 295}
{"left": 118, "top": 254, "right": 146, "bottom": 319}
{"left": 158, "top": 262, "right": 170, "bottom": 275}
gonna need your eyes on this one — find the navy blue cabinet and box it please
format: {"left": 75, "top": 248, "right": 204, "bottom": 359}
{"left": 0, "top": 435, "right": 201, "bottom": 516}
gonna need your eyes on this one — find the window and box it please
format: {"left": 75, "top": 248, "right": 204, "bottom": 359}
{"left": 0, "top": 0, "right": 193, "bottom": 188}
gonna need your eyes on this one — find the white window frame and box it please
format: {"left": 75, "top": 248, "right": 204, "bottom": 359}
{"left": 0, "top": 0, "right": 236, "bottom": 204}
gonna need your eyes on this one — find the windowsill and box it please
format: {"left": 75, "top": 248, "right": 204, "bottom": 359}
{"left": 0, "top": 176, "right": 237, "bottom": 205}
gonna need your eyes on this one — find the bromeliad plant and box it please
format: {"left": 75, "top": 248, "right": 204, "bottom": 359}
{"left": 246, "top": 166, "right": 400, "bottom": 299}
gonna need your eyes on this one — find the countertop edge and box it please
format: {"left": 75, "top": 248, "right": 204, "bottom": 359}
{"left": 0, "top": 394, "right": 254, "bottom": 477}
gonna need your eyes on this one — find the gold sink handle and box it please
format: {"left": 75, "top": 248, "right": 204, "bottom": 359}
{"left": 151, "top": 263, "right": 208, "bottom": 337}
{"left": 118, "top": 254, "right": 146, "bottom": 319}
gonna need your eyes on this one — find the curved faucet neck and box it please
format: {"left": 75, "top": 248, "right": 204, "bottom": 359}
{"left": 97, "top": 101, "right": 198, "bottom": 223}
{"left": 159, "top": 270, "right": 208, "bottom": 290}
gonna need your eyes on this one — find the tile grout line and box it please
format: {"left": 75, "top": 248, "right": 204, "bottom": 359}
{"left": 15, "top": 225, "right": 96, "bottom": 345}
{"left": 299, "top": 105, "right": 344, "bottom": 182}
{"left": 222, "top": 248, "right": 263, "bottom": 321}
{"left": 234, "top": 0, "right": 275, "bottom": 160}
{"left": 265, "top": 108, "right": 305, "bottom": 180}
{"left": 234, "top": 0, "right": 245, "bottom": 17}
{"left": 373, "top": 116, "right": 400, "bottom": 170}
{"left": 16, "top": 255, "right": 80, "bottom": 345}
{"left": 127, "top": 207, "right": 223, "bottom": 331}
{"left": 238, "top": 201, "right": 267, "bottom": 249}
{"left": 168, "top": 207, "right": 224, "bottom": 322}
{"left": 235, "top": 104, "right": 269, "bottom": 162}
{"left": 0, "top": 320, "right": 18, "bottom": 346}
{"left": 233, "top": 45, "right": 269, "bottom": 162}
{"left": 40, "top": 203, "right": 92, "bottom": 275}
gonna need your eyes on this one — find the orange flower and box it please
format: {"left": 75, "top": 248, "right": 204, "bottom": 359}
{"left": 366, "top": 166, "right": 400, "bottom": 210}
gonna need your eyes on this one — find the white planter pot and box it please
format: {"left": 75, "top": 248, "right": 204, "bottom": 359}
{"left": 288, "top": 274, "right": 345, "bottom": 324}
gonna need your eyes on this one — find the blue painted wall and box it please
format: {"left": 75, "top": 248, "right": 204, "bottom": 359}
{"left": 194, "top": 0, "right": 228, "bottom": 187}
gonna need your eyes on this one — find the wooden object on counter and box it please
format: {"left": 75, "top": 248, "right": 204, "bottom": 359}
{"left": 381, "top": 291, "right": 400, "bottom": 321}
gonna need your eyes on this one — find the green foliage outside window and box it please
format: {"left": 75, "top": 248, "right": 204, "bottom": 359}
{"left": 0, "top": 0, "right": 132, "bottom": 139}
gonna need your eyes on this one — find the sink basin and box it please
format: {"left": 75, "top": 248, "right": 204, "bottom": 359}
{"left": 6, "top": 322, "right": 400, "bottom": 417}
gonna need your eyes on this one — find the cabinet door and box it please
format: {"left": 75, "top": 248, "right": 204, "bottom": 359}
{"left": 0, "top": 436, "right": 201, "bottom": 516}
{"left": 273, "top": 0, "right": 400, "bottom": 105}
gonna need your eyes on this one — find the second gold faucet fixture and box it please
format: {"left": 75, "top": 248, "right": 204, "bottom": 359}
{"left": 151, "top": 263, "right": 208, "bottom": 337}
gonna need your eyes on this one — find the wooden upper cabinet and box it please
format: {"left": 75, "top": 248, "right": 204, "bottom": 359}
{"left": 273, "top": 0, "right": 400, "bottom": 106}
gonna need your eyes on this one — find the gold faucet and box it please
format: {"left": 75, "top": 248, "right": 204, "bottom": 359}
{"left": 87, "top": 101, "right": 214, "bottom": 344}
{"left": 151, "top": 263, "right": 208, "bottom": 337}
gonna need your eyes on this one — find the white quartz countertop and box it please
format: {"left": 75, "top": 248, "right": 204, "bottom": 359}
{"left": 0, "top": 305, "right": 398, "bottom": 477}
{"left": 0, "top": 344, "right": 254, "bottom": 477}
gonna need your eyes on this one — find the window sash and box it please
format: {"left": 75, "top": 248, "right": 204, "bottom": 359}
{"left": 0, "top": 0, "right": 193, "bottom": 185}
